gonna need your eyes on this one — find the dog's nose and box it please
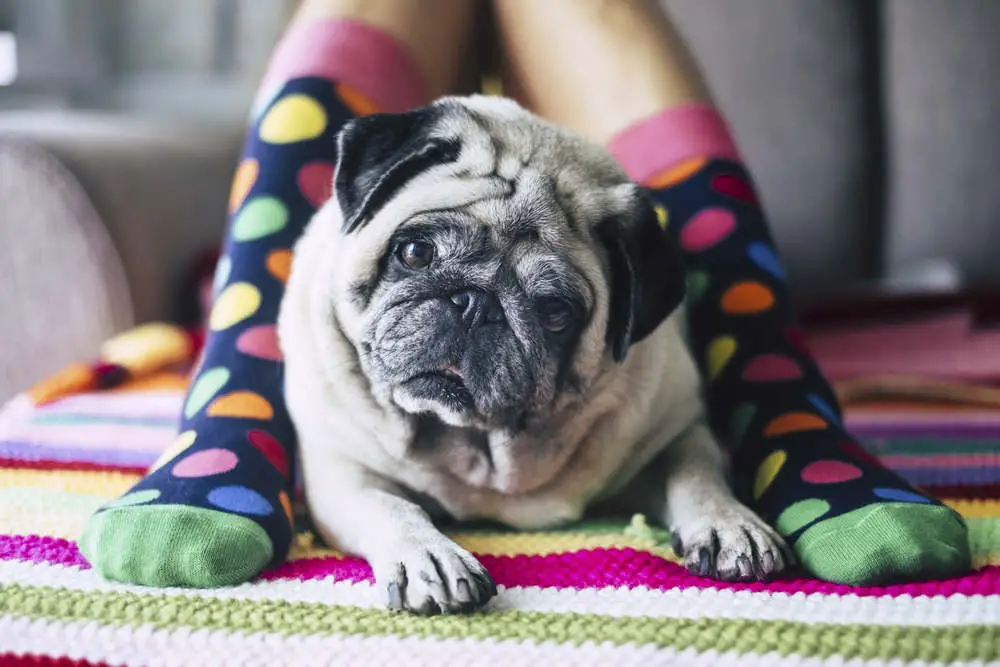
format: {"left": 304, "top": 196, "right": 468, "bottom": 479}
{"left": 449, "top": 289, "right": 505, "bottom": 328}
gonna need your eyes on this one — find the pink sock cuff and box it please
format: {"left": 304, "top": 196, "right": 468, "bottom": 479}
{"left": 607, "top": 104, "right": 742, "bottom": 184}
{"left": 258, "top": 19, "right": 428, "bottom": 114}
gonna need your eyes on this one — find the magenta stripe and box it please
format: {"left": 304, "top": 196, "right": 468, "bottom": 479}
{"left": 4, "top": 535, "right": 995, "bottom": 598}
{"left": 264, "top": 549, "right": 1000, "bottom": 598}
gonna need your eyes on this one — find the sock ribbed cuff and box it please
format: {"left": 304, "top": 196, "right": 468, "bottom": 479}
{"left": 258, "top": 18, "right": 429, "bottom": 114}
{"left": 607, "top": 104, "right": 742, "bottom": 184}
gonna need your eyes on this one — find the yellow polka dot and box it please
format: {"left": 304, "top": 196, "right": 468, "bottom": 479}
{"left": 207, "top": 391, "right": 274, "bottom": 420}
{"left": 279, "top": 490, "right": 294, "bottom": 526}
{"left": 706, "top": 336, "right": 737, "bottom": 381}
{"left": 150, "top": 430, "right": 197, "bottom": 472}
{"left": 101, "top": 323, "right": 193, "bottom": 375}
{"left": 654, "top": 204, "right": 669, "bottom": 229}
{"left": 210, "top": 283, "right": 261, "bottom": 331}
{"left": 229, "top": 158, "right": 258, "bottom": 214}
{"left": 764, "top": 412, "right": 828, "bottom": 437}
{"left": 266, "top": 249, "right": 293, "bottom": 284}
{"left": 644, "top": 156, "right": 708, "bottom": 189}
{"left": 259, "top": 94, "right": 327, "bottom": 144}
{"left": 336, "top": 83, "right": 379, "bottom": 116}
{"left": 753, "top": 450, "right": 787, "bottom": 499}
{"left": 721, "top": 281, "right": 775, "bottom": 315}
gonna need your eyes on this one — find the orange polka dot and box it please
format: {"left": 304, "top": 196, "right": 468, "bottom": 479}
{"left": 266, "top": 249, "right": 293, "bottom": 284}
{"left": 644, "top": 156, "right": 708, "bottom": 189}
{"left": 207, "top": 391, "right": 274, "bottom": 420}
{"left": 764, "top": 412, "right": 827, "bottom": 437}
{"left": 336, "top": 83, "right": 379, "bottom": 116}
{"left": 229, "top": 159, "right": 258, "bottom": 214}
{"left": 279, "top": 491, "right": 293, "bottom": 526}
{"left": 721, "top": 281, "right": 775, "bottom": 315}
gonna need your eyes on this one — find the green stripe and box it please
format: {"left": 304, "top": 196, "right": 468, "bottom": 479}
{"left": 32, "top": 413, "right": 176, "bottom": 427}
{"left": 1, "top": 584, "right": 997, "bottom": 661}
{"left": 868, "top": 438, "right": 1000, "bottom": 456}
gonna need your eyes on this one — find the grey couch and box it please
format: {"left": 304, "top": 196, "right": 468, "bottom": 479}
{"left": 2, "top": 0, "right": 999, "bottom": 402}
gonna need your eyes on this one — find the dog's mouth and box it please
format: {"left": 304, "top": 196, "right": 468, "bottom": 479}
{"left": 403, "top": 367, "right": 474, "bottom": 410}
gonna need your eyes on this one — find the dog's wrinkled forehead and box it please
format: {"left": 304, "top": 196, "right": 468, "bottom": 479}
{"left": 334, "top": 95, "right": 640, "bottom": 238}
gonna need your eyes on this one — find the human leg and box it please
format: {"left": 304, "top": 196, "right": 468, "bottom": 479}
{"left": 80, "top": 0, "right": 477, "bottom": 587}
{"left": 493, "top": 0, "right": 970, "bottom": 584}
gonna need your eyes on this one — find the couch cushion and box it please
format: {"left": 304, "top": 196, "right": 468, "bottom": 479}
{"left": 0, "top": 139, "right": 134, "bottom": 402}
{"left": 664, "top": 0, "right": 881, "bottom": 295}
{"left": 883, "top": 0, "right": 1000, "bottom": 286}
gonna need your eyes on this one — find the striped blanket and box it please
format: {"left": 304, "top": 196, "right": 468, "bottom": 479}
{"left": 1, "top": 371, "right": 999, "bottom": 666}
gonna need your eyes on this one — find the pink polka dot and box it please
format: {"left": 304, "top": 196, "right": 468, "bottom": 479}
{"left": 711, "top": 173, "right": 757, "bottom": 204}
{"left": 171, "top": 448, "right": 239, "bottom": 478}
{"left": 801, "top": 460, "right": 863, "bottom": 484}
{"left": 679, "top": 208, "right": 736, "bottom": 251}
{"left": 741, "top": 354, "right": 802, "bottom": 382}
{"left": 297, "top": 160, "right": 335, "bottom": 209}
{"left": 236, "top": 325, "right": 283, "bottom": 362}
{"left": 248, "top": 429, "right": 289, "bottom": 478}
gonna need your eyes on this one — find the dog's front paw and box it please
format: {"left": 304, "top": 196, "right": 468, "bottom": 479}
{"left": 372, "top": 535, "right": 497, "bottom": 615}
{"left": 671, "top": 503, "right": 793, "bottom": 582}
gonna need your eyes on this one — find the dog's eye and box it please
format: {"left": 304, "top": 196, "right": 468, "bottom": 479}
{"left": 537, "top": 298, "right": 575, "bottom": 333}
{"left": 396, "top": 241, "right": 435, "bottom": 270}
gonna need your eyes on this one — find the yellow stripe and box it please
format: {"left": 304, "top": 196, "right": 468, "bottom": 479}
{"left": 0, "top": 469, "right": 140, "bottom": 497}
{"left": 288, "top": 530, "right": 678, "bottom": 561}
{"left": 944, "top": 498, "right": 1000, "bottom": 518}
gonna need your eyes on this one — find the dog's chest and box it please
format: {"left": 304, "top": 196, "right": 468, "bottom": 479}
{"left": 389, "top": 426, "right": 592, "bottom": 529}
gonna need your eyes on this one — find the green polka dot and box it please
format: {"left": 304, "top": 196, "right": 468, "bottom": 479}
{"left": 776, "top": 498, "right": 831, "bottom": 535}
{"left": 686, "top": 271, "right": 710, "bottom": 303}
{"left": 730, "top": 402, "right": 757, "bottom": 443}
{"left": 184, "top": 367, "right": 231, "bottom": 419}
{"left": 232, "top": 197, "right": 288, "bottom": 241}
{"left": 103, "top": 489, "right": 160, "bottom": 509}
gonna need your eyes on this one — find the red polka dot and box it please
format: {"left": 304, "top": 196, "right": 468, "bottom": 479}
{"left": 679, "top": 208, "right": 736, "bottom": 251}
{"left": 785, "top": 327, "right": 813, "bottom": 358}
{"left": 741, "top": 354, "right": 802, "bottom": 382}
{"left": 297, "top": 160, "right": 336, "bottom": 209}
{"left": 711, "top": 173, "right": 758, "bottom": 204}
{"left": 801, "top": 460, "right": 863, "bottom": 484}
{"left": 839, "top": 439, "right": 883, "bottom": 467}
{"left": 248, "top": 429, "right": 289, "bottom": 478}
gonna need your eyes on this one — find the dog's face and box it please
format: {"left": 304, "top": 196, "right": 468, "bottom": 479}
{"left": 312, "top": 96, "right": 686, "bottom": 434}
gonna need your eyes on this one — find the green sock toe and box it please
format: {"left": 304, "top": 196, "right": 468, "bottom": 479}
{"left": 79, "top": 504, "right": 273, "bottom": 588}
{"left": 793, "top": 502, "right": 972, "bottom": 586}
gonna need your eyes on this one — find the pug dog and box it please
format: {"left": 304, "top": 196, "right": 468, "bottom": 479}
{"left": 277, "top": 95, "right": 789, "bottom": 615}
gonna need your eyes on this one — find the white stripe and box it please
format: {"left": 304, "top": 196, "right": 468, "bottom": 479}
{"left": 3, "top": 615, "right": 989, "bottom": 667}
{"left": 0, "top": 559, "right": 996, "bottom": 627}
{"left": 3, "top": 391, "right": 183, "bottom": 420}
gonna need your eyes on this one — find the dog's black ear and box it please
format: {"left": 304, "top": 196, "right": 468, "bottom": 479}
{"left": 597, "top": 192, "right": 686, "bottom": 362}
{"left": 334, "top": 108, "right": 461, "bottom": 233}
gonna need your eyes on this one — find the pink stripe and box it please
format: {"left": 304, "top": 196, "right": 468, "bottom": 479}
{"left": 607, "top": 104, "right": 742, "bottom": 183}
{"left": 5, "top": 537, "right": 994, "bottom": 598}
{"left": 259, "top": 19, "right": 427, "bottom": 114}
{"left": 879, "top": 454, "right": 1000, "bottom": 469}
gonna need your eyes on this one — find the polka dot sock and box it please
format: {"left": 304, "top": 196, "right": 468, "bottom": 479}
{"left": 609, "top": 105, "right": 971, "bottom": 585}
{"left": 79, "top": 20, "right": 429, "bottom": 587}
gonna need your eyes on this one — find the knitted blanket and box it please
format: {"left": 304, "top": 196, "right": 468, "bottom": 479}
{"left": 1, "top": 369, "right": 999, "bottom": 666}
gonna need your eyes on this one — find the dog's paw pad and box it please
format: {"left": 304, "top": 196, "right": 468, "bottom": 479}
{"left": 673, "top": 505, "right": 792, "bottom": 582}
{"left": 374, "top": 538, "right": 496, "bottom": 615}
